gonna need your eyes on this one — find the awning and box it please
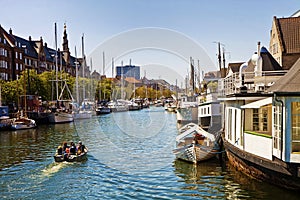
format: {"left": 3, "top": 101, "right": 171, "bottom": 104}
{"left": 241, "top": 97, "right": 272, "bottom": 109}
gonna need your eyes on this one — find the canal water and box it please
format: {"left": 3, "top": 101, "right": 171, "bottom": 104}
{"left": 0, "top": 107, "right": 298, "bottom": 199}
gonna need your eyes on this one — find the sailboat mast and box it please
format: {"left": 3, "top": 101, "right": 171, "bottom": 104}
{"left": 103, "top": 51, "right": 105, "bottom": 76}
{"left": 81, "top": 34, "right": 85, "bottom": 102}
{"left": 111, "top": 57, "right": 114, "bottom": 100}
{"left": 197, "top": 59, "right": 201, "bottom": 93}
{"left": 55, "top": 23, "right": 59, "bottom": 101}
{"left": 90, "top": 57, "right": 93, "bottom": 100}
{"left": 75, "top": 46, "right": 79, "bottom": 103}
{"left": 112, "top": 57, "right": 114, "bottom": 78}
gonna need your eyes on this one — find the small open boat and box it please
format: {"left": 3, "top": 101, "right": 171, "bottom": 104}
{"left": 11, "top": 117, "right": 37, "bottom": 130}
{"left": 54, "top": 152, "right": 88, "bottom": 162}
{"left": 173, "top": 123, "right": 220, "bottom": 163}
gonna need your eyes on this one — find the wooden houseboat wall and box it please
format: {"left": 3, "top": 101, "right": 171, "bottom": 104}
{"left": 219, "top": 44, "right": 300, "bottom": 189}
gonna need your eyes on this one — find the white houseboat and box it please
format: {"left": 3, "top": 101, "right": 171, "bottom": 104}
{"left": 219, "top": 44, "right": 300, "bottom": 190}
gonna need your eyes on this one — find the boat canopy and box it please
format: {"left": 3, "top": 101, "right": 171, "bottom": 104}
{"left": 176, "top": 123, "right": 215, "bottom": 142}
{"left": 241, "top": 97, "right": 272, "bottom": 109}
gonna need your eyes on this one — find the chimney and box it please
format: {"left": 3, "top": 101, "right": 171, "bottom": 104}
{"left": 44, "top": 42, "right": 47, "bottom": 47}
{"left": 257, "top": 41, "right": 261, "bottom": 55}
{"left": 9, "top": 28, "right": 12, "bottom": 35}
{"left": 129, "top": 59, "right": 131, "bottom": 66}
{"left": 29, "top": 36, "right": 32, "bottom": 41}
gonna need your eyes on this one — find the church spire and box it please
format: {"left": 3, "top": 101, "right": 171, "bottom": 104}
{"left": 61, "top": 23, "right": 70, "bottom": 66}
{"left": 62, "top": 23, "right": 69, "bottom": 52}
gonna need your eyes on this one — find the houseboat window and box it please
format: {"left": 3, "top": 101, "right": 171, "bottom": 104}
{"left": 291, "top": 102, "right": 300, "bottom": 153}
{"left": 253, "top": 108, "right": 259, "bottom": 131}
{"left": 262, "top": 108, "right": 268, "bottom": 131}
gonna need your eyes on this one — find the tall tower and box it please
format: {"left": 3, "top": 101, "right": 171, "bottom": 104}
{"left": 62, "top": 23, "right": 70, "bottom": 65}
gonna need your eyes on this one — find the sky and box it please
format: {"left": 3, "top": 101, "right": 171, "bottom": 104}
{"left": 0, "top": 0, "right": 299, "bottom": 85}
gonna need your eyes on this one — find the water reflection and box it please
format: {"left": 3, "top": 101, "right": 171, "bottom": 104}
{"left": 0, "top": 123, "right": 79, "bottom": 170}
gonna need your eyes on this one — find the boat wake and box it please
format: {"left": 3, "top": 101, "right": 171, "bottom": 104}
{"left": 41, "top": 162, "right": 68, "bottom": 177}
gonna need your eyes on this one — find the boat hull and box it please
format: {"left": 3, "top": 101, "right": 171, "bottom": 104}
{"left": 10, "top": 118, "right": 37, "bottom": 130}
{"left": 74, "top": 111, "right": 93, "bottom": 119}
{"left": 54, "top": 152, "right": 87, "bottom": 162}
{"left": 48, "top": 112, "right": 74, "bottom": 123}
{"left": 173, "top": 144, "right": 218, "bottom": 163}
{"left": 96, "top": 107, "right": 111, "bottom": 115}
{"left": 222, "top": 135, "right": 300, "bottom": 190}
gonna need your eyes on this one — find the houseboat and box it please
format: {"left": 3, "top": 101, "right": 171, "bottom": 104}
{"left": 219, "top": 44, "right": 300, "bottom": 190}
{"left": 176, "top": 95, "right": 198, "bottom": 125}
{"left": 197, "top": 82, "right": 222, "bottom": 133}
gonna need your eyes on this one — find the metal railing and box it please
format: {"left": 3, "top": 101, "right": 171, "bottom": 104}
{"left": 218, "top": 71, "right": 287, "bottom": 97}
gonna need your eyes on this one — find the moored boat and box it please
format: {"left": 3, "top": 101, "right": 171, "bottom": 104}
{"left": 96, "top": 106, "right": 111, "bottom": 115}
{"left": 173, "top": 123, "right": 220, "bottom": 163}
{"left": 11, "top": 117, "right": 37, "bottom": 130}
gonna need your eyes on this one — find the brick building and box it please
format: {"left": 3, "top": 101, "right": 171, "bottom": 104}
{"left": 0, "top": 24, "right": 89, "bottom": 81}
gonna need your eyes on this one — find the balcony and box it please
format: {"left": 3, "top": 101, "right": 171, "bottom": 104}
{"left": 218, "top": 71, "right": 287, "bottom": 97}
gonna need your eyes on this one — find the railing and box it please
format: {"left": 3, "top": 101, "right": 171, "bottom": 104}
{"left": 218, "top": 71, "right": 287, "bottom": 97}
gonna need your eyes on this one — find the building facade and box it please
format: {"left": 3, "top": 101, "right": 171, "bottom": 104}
{"left": 116, "top": 64, "right": 140, "bottom": 80}
{"left": 0, "top": 24, "right": 88, "bottom": 81}
{"left": 269, "top": 16, "right": 300, "bottom": 70}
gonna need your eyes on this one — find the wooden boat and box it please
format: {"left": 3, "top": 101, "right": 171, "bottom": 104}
{"left": 54, "top": 152, "right": 87, "bottom": 162}
{"left": 10, "top": 115, "right": 37, "bottom": 130}
{"left": 173, "top": 123, "right": 220, "bottom": 163}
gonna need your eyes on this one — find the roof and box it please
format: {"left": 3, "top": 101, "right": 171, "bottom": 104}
{"left": 228, "top": 62, "right": 244, "bottom": 73}
{"left": 14, "top": 35, "right": 38, "bottom": 58}
{"left": 260, "top": 47, "right": 282, "bottom": 71}
{"left": 241, "top": 97, "right": 272, "bottom": 109}
{"left": 125, "top": 77, "right": 141, "bottom": 84}
{"left": 274, "top": 16, "right": 300, "bottom": 54}
{"left": 0, "top": 26, "right": 15, "bottom": 47}
{"left": 267, "top": 57, "right": 300, "bottom": 93}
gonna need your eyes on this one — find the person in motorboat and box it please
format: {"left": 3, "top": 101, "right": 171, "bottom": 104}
{"left": 69, "top": 141, "right": 77, "bottom": 155}
{"left": 56, "top": 145, "right": 63, "bottom": 155}
{"left": 62, "top": 141, "right": 69, "bottom": 152}
{"left": 77, "top": 141, "right": 88, "bottom": 155}
{"left": 62, "top": 141, "right": 70, "bottom": 159}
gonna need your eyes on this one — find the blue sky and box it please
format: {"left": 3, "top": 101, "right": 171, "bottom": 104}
{"left": 0, "top": 0, "right": 299, "bottom": 84}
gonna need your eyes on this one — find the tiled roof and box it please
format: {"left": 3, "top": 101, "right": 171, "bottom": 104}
{"left": 125, "top": 77, "right": 141, "bottom": 84}
{"left": 275, "top": 16, "right": 300, "bottom": 54}
{"left": 14, "top": 35, "right": 38, "bottom": 58}
{"left": 267, "top": 57, "right": 300, "bottom": 93}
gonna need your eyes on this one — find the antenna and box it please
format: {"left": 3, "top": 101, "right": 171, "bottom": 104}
{"left": 102, "top": 51, "right": 105, "bottom": 76}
